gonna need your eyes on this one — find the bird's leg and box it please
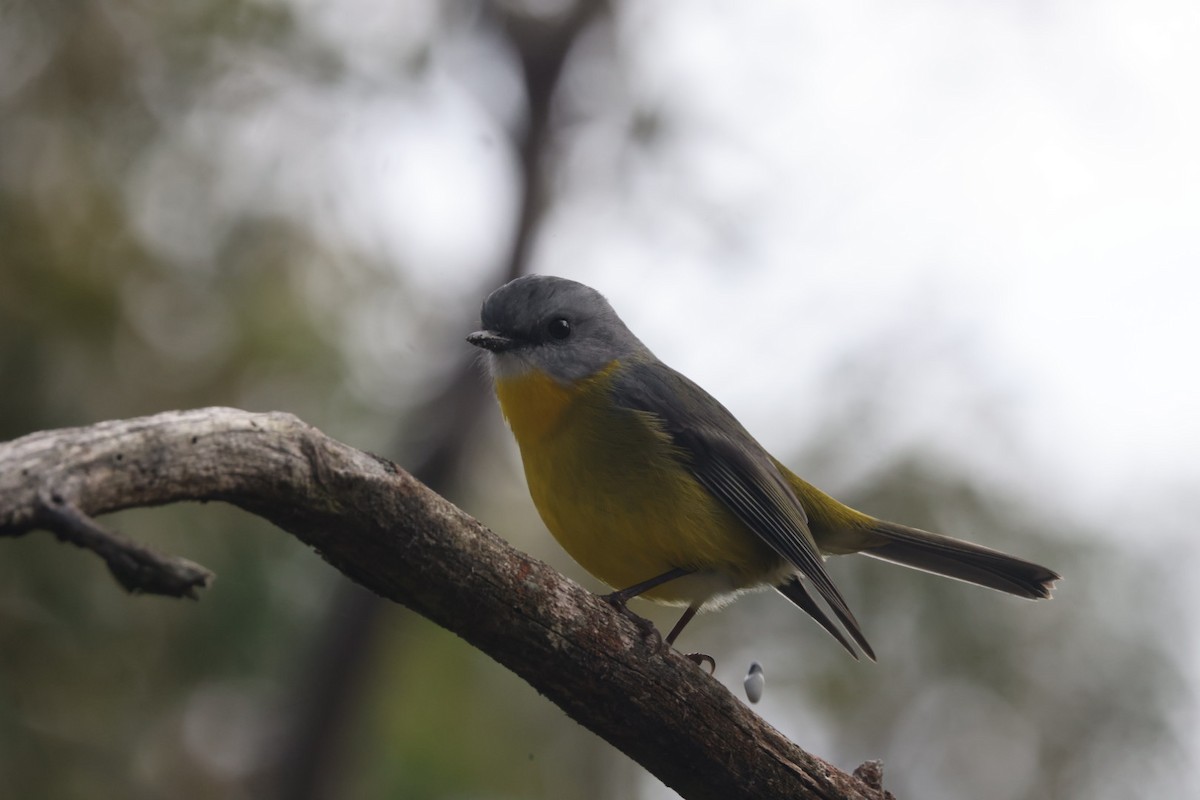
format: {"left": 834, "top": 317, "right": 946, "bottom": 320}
{"left": 665, "top": 603, "right": 716, "bottom": 674}
{"left": 664, "top": 604, "right": 698, "bottom": 645}
{"left": 605, "top": 566, "right": 693, "bottom": 607}
{"left": 603, "top": 567, "right": 692, "bottom": 646}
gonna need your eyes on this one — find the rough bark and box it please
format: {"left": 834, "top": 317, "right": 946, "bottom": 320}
{"left": 0, "top": 407, "right": 892, "bottom": 800}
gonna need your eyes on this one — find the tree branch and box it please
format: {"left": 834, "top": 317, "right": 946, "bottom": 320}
{"left": 0, "top": 408, "right": 891, "bottom": 800}
{"left": 34, "top": 492, "right": 213, "bottom": 597}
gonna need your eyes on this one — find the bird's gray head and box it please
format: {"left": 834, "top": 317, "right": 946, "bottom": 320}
{"left": 467, "top": 275, "right": 648, "bottom": 383}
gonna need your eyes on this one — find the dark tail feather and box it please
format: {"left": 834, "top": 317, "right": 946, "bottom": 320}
{"left": 864, "top": 521, "right": 1060, "bottom": 599}
{"left": 777, "top": 577, "right": 876, "bottom": 661}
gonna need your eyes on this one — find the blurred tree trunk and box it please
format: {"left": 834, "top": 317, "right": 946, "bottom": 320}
{"left": 270, "top": 4, "right": 607, "bottom": 799}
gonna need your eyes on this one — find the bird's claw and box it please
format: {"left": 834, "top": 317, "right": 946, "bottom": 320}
{"left": 602, "top": 592, "right": 664, "bottom": 648}
{"left": 685, "top": 652, "right": 716, "bottom": 674}
{"left": 600, "top": 593, "right": 714, "bottom": 670}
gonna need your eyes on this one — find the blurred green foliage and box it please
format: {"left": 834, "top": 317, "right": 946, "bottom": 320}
{"left": 0, "top": 2, "right": 1190, "bottom": 800}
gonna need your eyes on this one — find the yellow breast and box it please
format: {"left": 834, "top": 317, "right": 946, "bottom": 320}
{"left": 493, "top": 365, "right": 781, "bottom": 605}
{"left": 495, "top": 368, "right": 580, "bottom": 442}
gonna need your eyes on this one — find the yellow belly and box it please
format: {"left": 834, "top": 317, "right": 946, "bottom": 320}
{"left": 495, "top": 366, "right": 783, "bottom": 605}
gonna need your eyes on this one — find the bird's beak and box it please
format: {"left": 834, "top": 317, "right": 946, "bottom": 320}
{"left": 467, "top": 330, "right": 517, "bottom": 353}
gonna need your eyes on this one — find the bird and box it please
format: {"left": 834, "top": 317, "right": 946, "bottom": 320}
{"left": 467, "top": 274, "right": 1059, "bottom": 662}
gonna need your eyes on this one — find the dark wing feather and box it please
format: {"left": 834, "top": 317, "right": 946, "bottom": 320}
{"left": 612, "top": 359, "right": 873, "bottom": 659}
{"left": 776, "top": 578, "right": 861, "bottom": 660}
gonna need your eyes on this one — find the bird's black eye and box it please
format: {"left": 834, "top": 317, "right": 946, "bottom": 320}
{"left": 547, "top": 317, "right": 571, "bottom": 340}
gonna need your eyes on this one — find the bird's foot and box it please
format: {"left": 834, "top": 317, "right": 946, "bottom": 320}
{"left": 684, "top": 652, "right": 716, "bottom": 675}
{"left": 601, "top": 591, "right": 663, "bottom": 649}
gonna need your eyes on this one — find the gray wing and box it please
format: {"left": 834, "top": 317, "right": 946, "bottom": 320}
{"left": 612, "top": 359, "right": 874, "bottom": 660}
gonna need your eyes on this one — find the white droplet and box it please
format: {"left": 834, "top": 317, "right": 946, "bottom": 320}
{"left": 743, "top": 661, "right": 764, "bottom": 704}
